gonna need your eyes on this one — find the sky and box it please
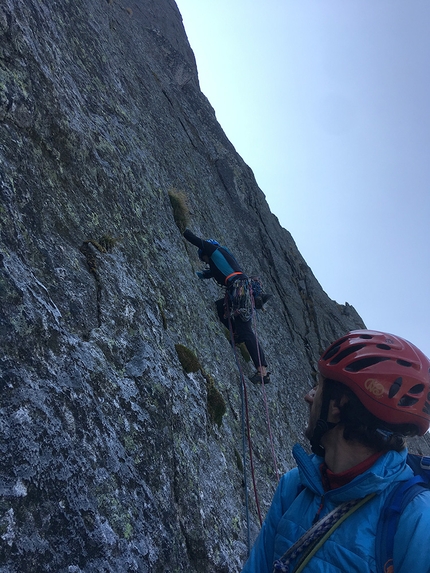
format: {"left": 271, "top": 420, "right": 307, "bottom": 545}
{"left": 175, "top": 0, "right": 430, "bottom": 358}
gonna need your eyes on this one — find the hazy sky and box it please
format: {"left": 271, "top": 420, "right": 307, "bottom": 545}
{"left": 175, "top": 0, "right": 430, "bottom": 358}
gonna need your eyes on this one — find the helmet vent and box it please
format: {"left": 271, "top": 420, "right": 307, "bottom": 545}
{"left": 323, "top": 344, "right": 341, "bottom": 361}
{"left": 329, "top": 344, "right": 365, "bottom": 365}
{"left": 359, "top": 334, "right": 373, "bottom": 339}
{"left": 376, "top": 344, "right": 391, "bottom": 350}
{"left": 322, "top": 337, "right": 349, "bottom": 360}
{"left": 398, "top": 396, "right": 419, "bottom": 407}
{"left": 388, "top": 377, "right": 403, "bottom": 398}
{"left": 409, "top": 384, "right": 425, "bottom": 395}
{"left": 397, "top": 359, "right": 412, "bottom": 367}
{"left": 344, "top": 356, "right": 390, "bottom": 372}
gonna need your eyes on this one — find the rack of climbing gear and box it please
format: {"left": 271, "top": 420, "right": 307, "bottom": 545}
{"left": 227, "top": 277, "right": 254, "bottom": 322}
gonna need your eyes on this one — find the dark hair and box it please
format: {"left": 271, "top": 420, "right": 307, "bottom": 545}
{"left": 323, "top": 379, "right": 419, "bottom": 452}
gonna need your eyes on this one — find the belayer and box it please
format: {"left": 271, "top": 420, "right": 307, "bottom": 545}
{"left": 241, "top": 329, "right": 430, "bottom": 573}
{"left": 183, "top": 228, "right": 271, "bottom": 384}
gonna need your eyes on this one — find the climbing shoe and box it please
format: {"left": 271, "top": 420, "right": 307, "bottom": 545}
{"left": 249, "top": 371, "right": 271, "bottom": 385}
{"left": 254, "top": 293, "right": 273, "bottom": 309}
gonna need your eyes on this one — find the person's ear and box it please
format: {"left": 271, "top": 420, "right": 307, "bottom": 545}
{"left": 328, "top": 395, "right": 348, "bottom": 423}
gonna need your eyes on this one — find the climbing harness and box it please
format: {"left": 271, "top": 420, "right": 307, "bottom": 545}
{"left": 224, "top": 271, "right": 244, "bottom": 285}
{"left": 273, "top": 493, "right": 376, "bottom": 573}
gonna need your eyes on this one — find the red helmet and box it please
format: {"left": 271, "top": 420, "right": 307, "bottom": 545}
{"left": 318, "top": 330, "right": 430, "bottom": 435}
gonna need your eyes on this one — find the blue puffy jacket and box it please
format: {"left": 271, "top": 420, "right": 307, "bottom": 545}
{"left": 242, "top": 444, "right": 430, "bottom": 573}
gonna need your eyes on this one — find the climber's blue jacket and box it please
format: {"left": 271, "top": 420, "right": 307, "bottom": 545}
{"left": 183, "top": 229, "right": 246, "bottom": 286}
{"left": 241, "top": 444, "right": 430, "bottom": 573}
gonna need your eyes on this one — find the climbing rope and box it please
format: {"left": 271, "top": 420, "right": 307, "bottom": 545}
{"left": 248, "top": 284, "right": 280, "bottom": 482}
{"left": 240, "top": 363, "right": 252, "bottom": 554}
{"left": 227, "top": 305, "right": 263, "bottom": 542}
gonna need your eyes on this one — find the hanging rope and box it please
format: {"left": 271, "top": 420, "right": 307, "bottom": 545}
{"left": 227, "top": 300, "right": 263, "bottom": 538}
{"left": 248, "top": 283, "right": 280, "bottom": 483}
{"left": 240, "top": 361, "right": 252, "bottom": 554}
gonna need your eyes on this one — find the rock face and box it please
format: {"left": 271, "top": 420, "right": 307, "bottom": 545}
{"left": 1, "top": 1, "right": 428, "bottom": 572}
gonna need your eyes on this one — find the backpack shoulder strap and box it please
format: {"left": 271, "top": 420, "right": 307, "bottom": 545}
{"left": 375, "top": 476, "right": 427, "bottom": 573}
{"left": 406, "top": 453, "right": 430, "bottom": 475}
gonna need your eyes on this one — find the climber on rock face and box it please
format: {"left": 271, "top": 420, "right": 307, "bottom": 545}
{"left": 183, "top": 228, "right": 271, "bottom": 384}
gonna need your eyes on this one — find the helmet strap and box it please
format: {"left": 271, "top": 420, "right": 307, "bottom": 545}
{"left": 309, "top": 389, "right": 338, "bottom": 456}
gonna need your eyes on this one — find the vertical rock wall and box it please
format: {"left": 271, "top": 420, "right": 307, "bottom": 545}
{"left": 1, "top": 1, "right": 423, "bottom": 572}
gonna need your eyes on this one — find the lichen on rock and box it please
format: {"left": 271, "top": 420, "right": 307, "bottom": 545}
{"left": 2, "top": 1, "right": 426, "bottom": 572}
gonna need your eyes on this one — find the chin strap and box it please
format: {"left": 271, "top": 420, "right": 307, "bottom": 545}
{"left": 310, "top": 419, "right": 338, "bottom": 456}
{"left": 309, "top": 390, "right": 338, "bottom": 456}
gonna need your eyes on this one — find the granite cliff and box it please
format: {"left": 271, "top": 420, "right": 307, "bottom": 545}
{"left": 1, "top": 1, "right": 428, "bottom": 571}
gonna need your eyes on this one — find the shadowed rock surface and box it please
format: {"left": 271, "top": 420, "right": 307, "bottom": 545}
{"left": 1, "top": 0, "right": 429, "bottom": 571}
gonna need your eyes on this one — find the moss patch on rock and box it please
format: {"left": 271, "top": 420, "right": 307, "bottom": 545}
{"left": 203, "top": 372, "right": 226, "bottom": 428}
{"left": 168, "top": 188, "right": 190, "bottom": 233}
{"left": 175, "top": 343, "right": 201, "bottom": 373}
